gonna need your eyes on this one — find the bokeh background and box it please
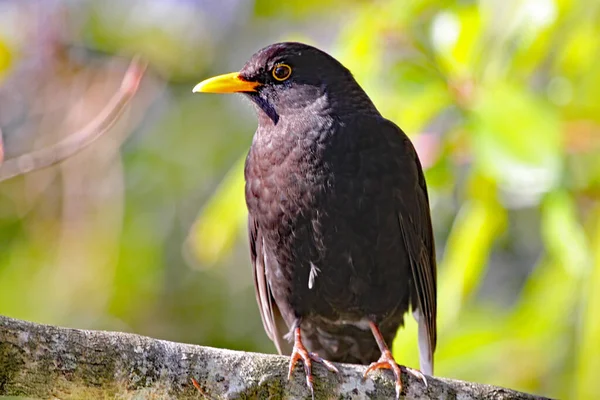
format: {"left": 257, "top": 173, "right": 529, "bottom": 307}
{"left": 1, "top": 0, "right": 599, "bottom": 398}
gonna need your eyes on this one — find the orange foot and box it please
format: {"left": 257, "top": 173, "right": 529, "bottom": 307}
{"left": 364, "top": 349, "right": 427, "bottom": 399}
{"left": 288, "top": 327, "right": 339, "bottom": 398}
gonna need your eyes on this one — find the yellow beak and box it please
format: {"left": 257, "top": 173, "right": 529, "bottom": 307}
{"left": 192, "top": 72, "right": 260, "bottom": 94}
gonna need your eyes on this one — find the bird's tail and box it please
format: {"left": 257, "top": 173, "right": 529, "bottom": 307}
{"left": 413, "top": 308, "right": 434, "bottom": 376}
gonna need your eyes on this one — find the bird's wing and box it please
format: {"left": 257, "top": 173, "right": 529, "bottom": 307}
{"left": 248, "top": 215, "right": 292, "bottom": 355}
{"left": 389, "top": 124, "right": 437, "bottom": 376}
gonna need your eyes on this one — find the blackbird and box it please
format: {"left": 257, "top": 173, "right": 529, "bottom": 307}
{"left": 193, "top": 42, "right": 437, "bottom": 398}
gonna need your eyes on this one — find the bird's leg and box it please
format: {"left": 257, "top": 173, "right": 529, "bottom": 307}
{"left": 364, "top": 321, "right": 427, "bottom": 399}
{"left": 287, "top": 325, "right": 339, "bottom": 397}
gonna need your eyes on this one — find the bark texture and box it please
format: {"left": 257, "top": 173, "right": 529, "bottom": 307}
{"left": 0, "top": 315, "right": 554, "bottom": 400}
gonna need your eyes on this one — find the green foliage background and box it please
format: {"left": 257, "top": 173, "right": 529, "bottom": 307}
{"left": 1, "top": 0, "right": 599, "bottom": 398}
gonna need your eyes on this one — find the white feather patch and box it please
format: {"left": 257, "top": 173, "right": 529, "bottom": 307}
{"left": 308, "top": 262, "right": 320, "bottom": 289}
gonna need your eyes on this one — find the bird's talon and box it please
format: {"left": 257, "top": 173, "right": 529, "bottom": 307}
{"left": 305, "top": 375, "right": 314, "bottom": 398}
{"left": 287, "top": 327, "right": 336, "bottom": 397}
{"left": 364, "top": 361, "right": 388, "bottom": 377}
{"left": 308, "top": 351, "right": 339, "bottom": 373}
{"left": 405, "top": 366, "right": 428, "bottom": 387}
{"left": 320, "top": 358, "right": 339, "bottom": 373}
{"left": 394, "top": 381, "right": 402, "bottom": 400}
{"left": 363, "top": 350, "right": 404, "bottom": 396}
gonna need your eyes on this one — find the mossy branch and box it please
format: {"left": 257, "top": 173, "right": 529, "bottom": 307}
{"left": 0, "top": 315, "right": 553, "bottom": 400}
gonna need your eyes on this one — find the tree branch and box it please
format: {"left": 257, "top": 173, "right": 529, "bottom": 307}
{"left": 0, "top": 315, "right": 552, "bottom": 399}
{"left": 0, "top": 56, "right": 147, "bottom": 183}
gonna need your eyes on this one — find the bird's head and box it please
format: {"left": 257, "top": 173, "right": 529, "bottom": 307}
{"left": 193, "top": 42, "right": 377, "bottom": 125}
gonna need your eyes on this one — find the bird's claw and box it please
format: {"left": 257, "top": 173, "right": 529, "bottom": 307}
{"left": 405, "top": 365, "right": 428, "bottom": 387}
{"left": 364, "top": 349, "right": 429, "bottom": 399}
{"left": 288, "top": 341, "right": 338, "bottom": 398}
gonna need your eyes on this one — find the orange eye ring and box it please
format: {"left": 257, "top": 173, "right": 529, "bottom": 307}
{"left": 272, "top": 64, "right": 292, "bottom": 81}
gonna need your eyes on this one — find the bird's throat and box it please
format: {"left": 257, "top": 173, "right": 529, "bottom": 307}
{"left": 246, "top": 93, "right": 280, "bottom": 125}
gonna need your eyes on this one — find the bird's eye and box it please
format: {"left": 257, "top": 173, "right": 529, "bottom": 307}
{"left": 272, "top": 64, "right": 292, "bottom": 81}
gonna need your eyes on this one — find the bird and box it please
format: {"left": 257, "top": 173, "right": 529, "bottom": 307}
{"left": 193, "top": 42, "right": 437, "bottom": 399}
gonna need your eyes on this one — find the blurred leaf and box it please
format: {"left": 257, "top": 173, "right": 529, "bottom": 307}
{"left": 391, "top": 312, "right": 420, "bottom": 371}
{"left": 187, "top": 153, "right": 247, "bottom": 267}
{"left": 83, "top": 1, "right": 221, "bottom": 81}
{"left": 574, "top": 205, "right": 600, "bottom": 400}
{"left": 393, "top": 81, "right": 451, "bottom": 133}
{"left": 556, "top": 20, "right": 599, "bottom": 77}
{"left": 109, "top": 209, "right": 165, "bottom": 319}
{"left": 471, "top": 82, "right": 562, "bottom": 198}
{"left": 433, "top": 6, "right": 481, "bottom": 78}
{"left": 567, "top": 148, "right": 600, "bottom": 192}
{"left": 439, "top": 173, "right": 508, "bottom": 324}
{"left": 541, "top": 190, "right": 591, "bottom": 276}
{"left": 508, "top": 254, "right": 580, "bottom": 397}
{"left": 254, "top": 0, "right": 350, "bottom": 18}
{"left": 432, "top": 306, "right": 508, "bottom": 381}
{"left": 0, "top": 36, "right": 12, "bottom": 80}
{"left": 335, "top": 6, "right": 384, "bottom": 90}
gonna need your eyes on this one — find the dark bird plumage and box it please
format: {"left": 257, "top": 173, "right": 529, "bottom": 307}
{"left": 193, "top": 42, "right": 437, "bottom": 397}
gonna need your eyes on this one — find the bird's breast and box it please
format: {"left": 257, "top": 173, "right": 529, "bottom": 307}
{"left": 245, "top": 119, "right": 334, "bottom": 228}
